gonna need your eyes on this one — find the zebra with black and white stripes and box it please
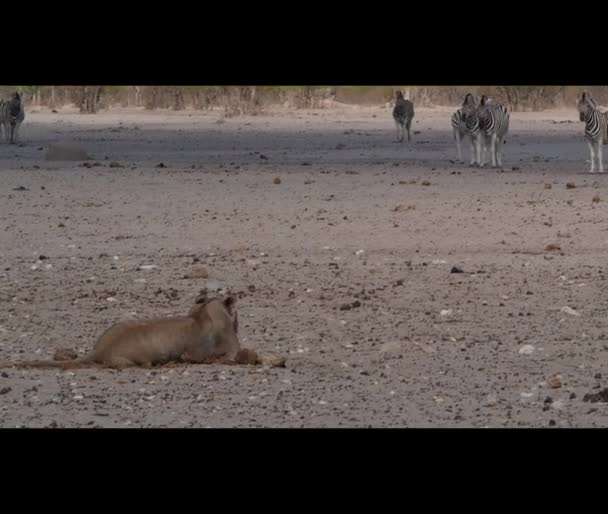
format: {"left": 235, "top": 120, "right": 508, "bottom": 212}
{"left": 451, "top": 108, "right": 467, "bottom": 162}
{"left": 392, "top": 90, "right": 414, "bottom": 143}
{"left": 577, "top": 91, "right": 608, "bottom": 173}
{"left": 460, "top": 93, "right": 484, "bottom": 166}
{"left": 477, "top": 95, "right": 509, "bottom": 168}
{"left": 0, "top": 91, "right": 25, "bottom": 144}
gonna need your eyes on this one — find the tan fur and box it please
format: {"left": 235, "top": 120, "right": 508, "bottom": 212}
{"left": 0, "top": 296, "right": 241, "bottom": 370}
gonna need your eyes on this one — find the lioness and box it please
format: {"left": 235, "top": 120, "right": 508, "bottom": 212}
{"left": 0, "top": 296, "right": 244, "bottom": 370}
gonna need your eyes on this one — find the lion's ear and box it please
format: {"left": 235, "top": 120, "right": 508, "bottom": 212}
{"left": 194, "top": 290, "right": 208, "bottom": 304}
{"left": 223, "top": 295, "right": 236, "bottom": 315}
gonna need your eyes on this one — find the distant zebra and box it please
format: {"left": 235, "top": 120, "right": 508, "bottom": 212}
{"left": 392, "top": 91, "right": 414, "bottom": 143}
{"left": 477, "top": 95, "right": 509, "bottom": 168}
{"left": 0, "top": 92, "right": 25, "bottom": 144}
{"left": 460, "top": 93, "right": 483, "bottom": 166}
{"left": 577, "top": 91, "right": 608, "bottom": 173}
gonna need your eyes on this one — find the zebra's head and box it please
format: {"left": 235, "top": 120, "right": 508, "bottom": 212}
{"left": 462, "top": 93, "right": 476, "bottom": 108}
{"left": 8, "top": 92, "right": 22, "bottom": 119}
{"left": 396, "top": 90, "right": 404, "bottom": 100}
{"left": 461, "top": 93, "right": 478, "bottom": 119}
{"left": 578, "top": 92, "right": 596, "bottom": 122}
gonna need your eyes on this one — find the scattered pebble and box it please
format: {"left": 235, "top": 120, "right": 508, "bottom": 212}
{"left": 518, "top": 344, "right": 536, "bottom": 355}
{"left": 560, "top": 306, "right": 580, "bottom": 317}
{"left": 545, "top": 244, "right": 561, "bottom": 252}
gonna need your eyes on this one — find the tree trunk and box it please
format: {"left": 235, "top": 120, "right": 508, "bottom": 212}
{"left": 79, "top": 86, "right": 102, "bottom": 113}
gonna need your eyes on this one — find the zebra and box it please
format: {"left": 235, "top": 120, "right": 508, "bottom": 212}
{"left": 577, "top": 91, "right": 608, "bottom": 173}
{"left": 476, "top": 95, "right": 509, "bottom": 168}
{"left": 392, "top": 90, "right": 414, "bottom": 143}
{"left": 460, "top": 93, "right": 484, "bottom": 166}
{"left": 0, "top": 92, "right": 25, "bottom": 144}
{"left": 451, "top": 108, "right": 467, "bottom": 162}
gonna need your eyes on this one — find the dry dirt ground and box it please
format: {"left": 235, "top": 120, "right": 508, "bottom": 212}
{"left": 1, "top": 105, "right": 607, "bottom": 428}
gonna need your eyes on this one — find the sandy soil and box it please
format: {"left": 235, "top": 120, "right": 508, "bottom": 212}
{"left": 0, "top": 105, "right": 607, "bottom": 428}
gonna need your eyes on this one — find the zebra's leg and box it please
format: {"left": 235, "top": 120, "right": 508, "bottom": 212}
{"left": 489, "top": 133, "right": 497, "bottom": 168}
{"left": 495, "top": 137, "right": 503, "bottom": 168}
{"left": 406, "top": 120, "right": 411, "bottom": 142}
{"left": 394, "top": 120, "right": 401, "bottom": 142}
{"left": 455, "top": 129, "right": 462, "bottom": 163}
{"left": 599, "top": 142, "right": 604, "bottom": 173}
{"left": 587, "top": 140, "right": 596, "bottom": 173}
{"left": 471, "top": 136, "right": 480, "bottom": 167}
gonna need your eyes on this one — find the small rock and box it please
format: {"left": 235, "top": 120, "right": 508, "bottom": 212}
{"left": 339, "top": 303, "right": 352, "bottom": 311}
{"left": 0, "top": 387, "right": 11, "bottom": 395}
{"left": 544, "top": 183, "right": 552, "bottom": 189}
{"left": 421, "top": 180, "right": 431, "bottom": 186}
{"left": 440, "top": 309, "right": 453, "bottom": 316}
{"left": 547, "top": 375, "right": 562, "bottom": 389}
{"left": 566, "top": 182, "right": 576, "bottom": 189}
{"left": 156, "top": 162, "right": 166, "bottom": 168}
{"left": 485, "top": 394, "right": 498, "bottom": 407}
{"left": 545, "top": 244, "right": 561, "bottom": 252}
{"left": 592, "top": 195, "right": 601, "bottom": 203}
{"left": 512, "top": 166, "right": 520, "bottom": 171}
{"left": 560, "top": 306, "right": 580, "bottom": 317}
{"left": 260, "top": 154, "right": 269, "bottom": 160}
{"left": 109, "top": 161, "right": 123, "bottom": 168}
{"left": 273, "top": 177, "right": 281, "bottom": 184}
{"left": 13, "top": 186, "right": 28, "bottom": 191}
{"left": 1, "top": 372, "right": 8, "bottom": 378}
{"left": 450, "top": 266, "right": 464, "bottom": 274}
{"left": 518, "top": 344, "right": 536, "bottom": 355}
